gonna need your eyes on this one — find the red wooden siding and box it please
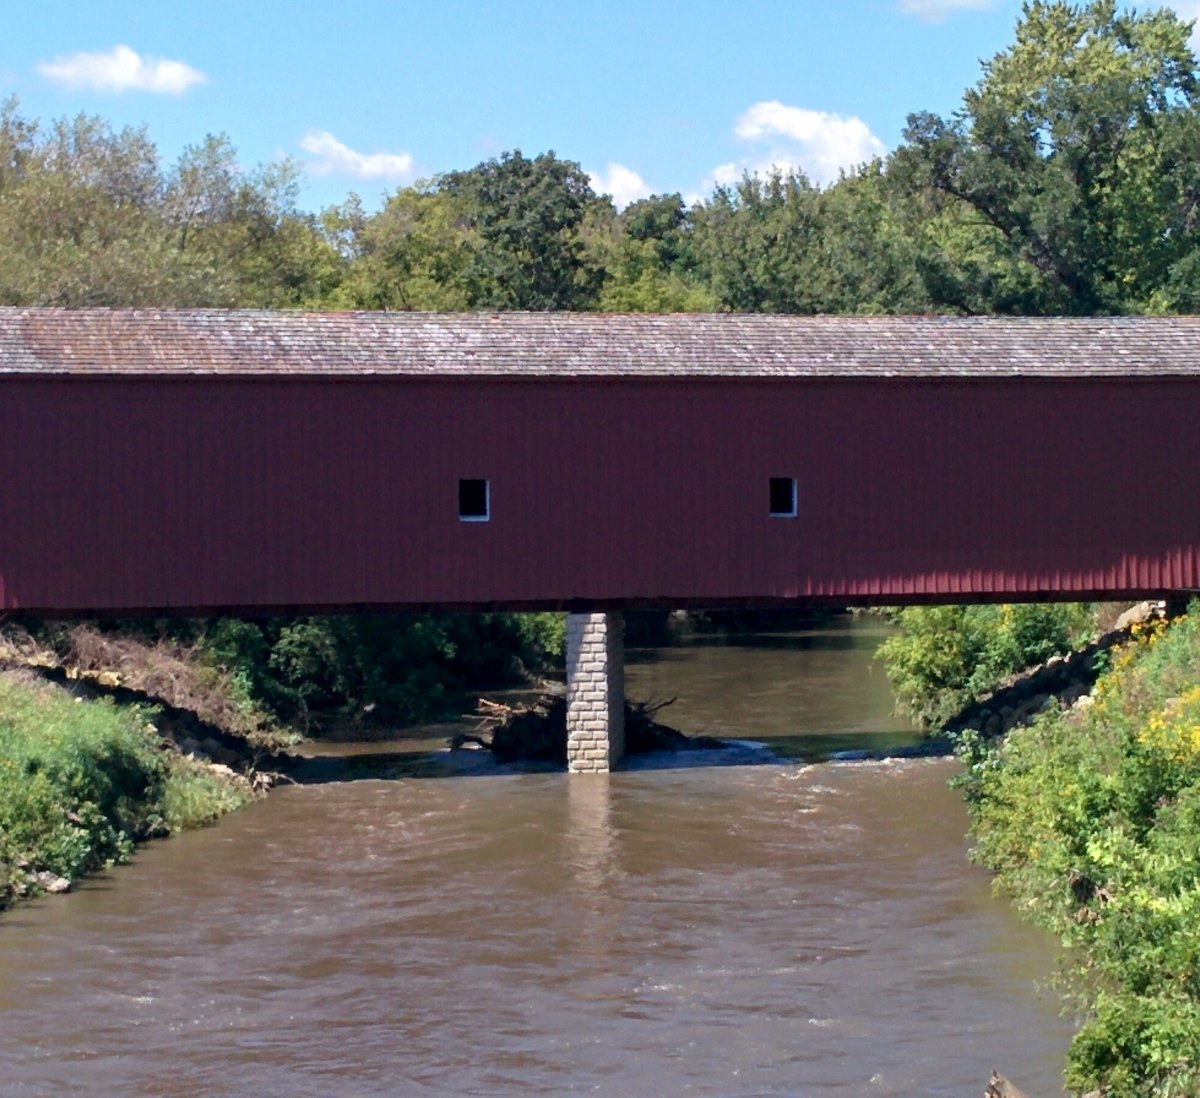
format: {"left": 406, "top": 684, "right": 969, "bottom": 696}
{"left": 0, "top": 374, "right": 1197, "bottom": 615}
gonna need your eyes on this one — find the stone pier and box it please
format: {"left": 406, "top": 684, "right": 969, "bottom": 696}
{"left": 565, "top": 611, "right": 625, "bottom": 773}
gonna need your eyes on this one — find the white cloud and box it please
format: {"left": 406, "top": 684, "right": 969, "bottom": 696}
{"left": 36, "top": 44, "right": 206, "bottom": 95}
{"left": 589, "top": 162, "right": 653, "bottom": 209}
{"left": 709, "top": 161, "right": 744, "bottom": 189}
{"left": 299, "top": 130, "right": 415, "bottom": 181}
{"left": 898, "top": 0, "right": 994, "bottom": 21}
{"left": 709, "top": 100, "right": 885, "bottom": 190}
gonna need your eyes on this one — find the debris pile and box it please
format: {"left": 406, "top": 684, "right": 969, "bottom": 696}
{"left": 451, "top": 694, "right": 726, "bottom": 763}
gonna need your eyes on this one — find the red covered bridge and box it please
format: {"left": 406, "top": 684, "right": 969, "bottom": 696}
{"left": 2, "top": 308, "right": 1198, "bottom": 769}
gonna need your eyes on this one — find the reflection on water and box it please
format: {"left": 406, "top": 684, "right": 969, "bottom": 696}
{"left": 0, "top": 614, "right": 1072, "bottom": 1096}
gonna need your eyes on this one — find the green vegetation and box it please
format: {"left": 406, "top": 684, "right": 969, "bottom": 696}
{"left": 894, "top": 0, "right": 1200, "bottom": 315}
{"left": 879, "top": 601, "right": 1200, "bottom": 1093}
{"left": 876, "top": 603, "right": 1094, "bottom": 729}
{"left": 0, "top": 670, "right": 251, "bottom": 911}
{"left": 959, "top": 606, "right": 1200, "bottom": 1095}
{"left": 194, "top": 612, "right": 565, "bottom": 729}
{"left": 30, "top": 612, "right": 566, "bottom": 734}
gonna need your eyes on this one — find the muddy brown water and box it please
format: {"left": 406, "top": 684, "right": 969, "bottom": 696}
{"left": 0, "top": 616, "right": 1073, "bottom": 1096}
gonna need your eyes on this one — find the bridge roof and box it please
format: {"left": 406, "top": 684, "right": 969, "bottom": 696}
{"left": 2, "top": 307, "right": 1200, "bottom": 378}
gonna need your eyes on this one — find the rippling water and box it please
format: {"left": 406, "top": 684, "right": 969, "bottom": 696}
{"left": 0, "top": 616, "right": 1072, "bottom": 1096}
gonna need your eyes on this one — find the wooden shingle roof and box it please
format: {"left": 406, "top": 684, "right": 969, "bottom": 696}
{"left": 2, "top": 308, "right": 1200, "bottom": 377}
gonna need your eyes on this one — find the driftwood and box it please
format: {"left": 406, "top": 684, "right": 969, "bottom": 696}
{"left": 450, "top": 693, "right": 725, "bottom": 764}
{"left": 986, "top": 1072, "right": 1029, "bottom": 1098}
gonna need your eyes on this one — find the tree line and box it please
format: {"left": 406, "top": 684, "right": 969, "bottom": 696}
{"left": 6, "top": 3, "right": 1200, "bottom": 319}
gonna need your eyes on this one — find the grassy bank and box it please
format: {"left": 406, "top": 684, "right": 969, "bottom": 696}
{"left": 0, "top": 655, "right": 265, "bottom": 912}
{"left": 956, "top": 606, "right": 1200, "bottom": 1096}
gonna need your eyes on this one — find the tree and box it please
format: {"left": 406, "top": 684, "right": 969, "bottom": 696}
{"left": 896, "top": 1, "right": 1200, "bottom": 315}
{"left": 690, "top": 171, "right": 828, "bottom": 313}
{"left": 688, "top": 167, "right": 928, "bottom": 314}
{"left": 440, "top": 150, "right": 610, "bottom": 310}
{"left": 0, "top": 99, "right": 338, "bottom": 308}
{"left": 592, "top": 193, "right": 716, "bottom": 312}
{"left": 326, "top": 185, "right": 480, "bottom": 310}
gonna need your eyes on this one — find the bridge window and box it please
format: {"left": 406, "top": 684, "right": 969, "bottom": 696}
{"left": 459, "top": 479, "right": 490, "bottom": 522}
{"left": 769, "top": 477, "right": 797, "bottom": 518}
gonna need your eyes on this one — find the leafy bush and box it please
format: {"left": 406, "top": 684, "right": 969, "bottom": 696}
{"left": 876, "top": 603, "right": 1094, "bottom": 729}
{"left": 962, "top": 605, "right": 1200, "bottom": 1095}
{"left": 200, "top": 611, "right": 565, "bottom": 729}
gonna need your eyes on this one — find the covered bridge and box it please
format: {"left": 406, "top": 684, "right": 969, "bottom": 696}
{"left": 1, "top": 308, "right": 1198, "bottom": 769}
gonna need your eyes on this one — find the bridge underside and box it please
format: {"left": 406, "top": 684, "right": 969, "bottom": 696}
{"left": 8, "top": 589, "right": 1200, "bottom": 621}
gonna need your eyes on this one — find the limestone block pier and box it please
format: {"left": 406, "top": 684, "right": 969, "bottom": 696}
{"left": 565, "top": 611, "right": 625, "bottom": 773}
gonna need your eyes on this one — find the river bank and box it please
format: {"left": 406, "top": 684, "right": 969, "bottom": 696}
{"left": 0, "top": 627, "right": 294, "bottom": 910}
{"left": 940, "top": 601, "right": 1200, "bottom": 1096}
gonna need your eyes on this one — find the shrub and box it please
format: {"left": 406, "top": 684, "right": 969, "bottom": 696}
{"left": 877, "top": 602, "right": 1094, "bottom": 729}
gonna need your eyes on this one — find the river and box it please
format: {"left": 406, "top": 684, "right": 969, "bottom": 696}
{"left": 0, "top": 614, "right": 1073, "bottom": 1096}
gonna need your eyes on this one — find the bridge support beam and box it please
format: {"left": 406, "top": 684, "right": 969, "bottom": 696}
{"left": 565, "top": 611, "right": 625, "bottom": 773}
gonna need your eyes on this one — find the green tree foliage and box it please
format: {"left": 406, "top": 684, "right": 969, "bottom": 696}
{"left": 324, "top": 187, "right": 480, "bottom": 310}
{"left": 200, "top": 613, "right": 565, "bottom": 728}
{"left": 690, "top": 168, "right": 930, "bottom": 314}
{"left": 0, "top": 98, "right": 339, "bottom": 308}
{"left": 877, "top": 603, "right": 1094, "bottom": 729}
{"left": 440, "top": 149, "right": 610, "bottom": 310}
{"left": 896, "top": 0, "right": 1200, "bottom": 314}
{"left": 594, "top": 193, "right": 717, "bottom": 312}
{"left": 331, "top": 150, "right": 611, "bottom": 311}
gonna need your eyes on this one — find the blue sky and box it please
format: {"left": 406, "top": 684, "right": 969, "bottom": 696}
{"left": 4, "top": 1, "right": 1199, "bottom": 212}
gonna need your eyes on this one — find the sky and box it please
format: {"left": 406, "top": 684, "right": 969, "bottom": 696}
{"left": 4, "top": 0, "right": 1200, "bottom": 213}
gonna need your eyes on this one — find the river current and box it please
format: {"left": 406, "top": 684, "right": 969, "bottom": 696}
{"left": 0, "top": 616, "right": 1073, "bottom": 1096}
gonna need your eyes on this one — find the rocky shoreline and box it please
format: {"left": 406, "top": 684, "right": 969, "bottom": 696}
{"left": 942, "top": 601, "right": 1166, "bottom": 743}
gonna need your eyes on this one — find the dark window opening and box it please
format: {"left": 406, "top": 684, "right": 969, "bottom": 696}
{"left": 769, "top": 477, "right": 797, "bottom": 518}
{"left": 459, "top": 478, "right": 490, "bottom": 521}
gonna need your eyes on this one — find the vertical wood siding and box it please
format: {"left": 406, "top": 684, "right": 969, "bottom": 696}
{"left": 1, "top": 374, "right": 1197, "bottom": 613}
